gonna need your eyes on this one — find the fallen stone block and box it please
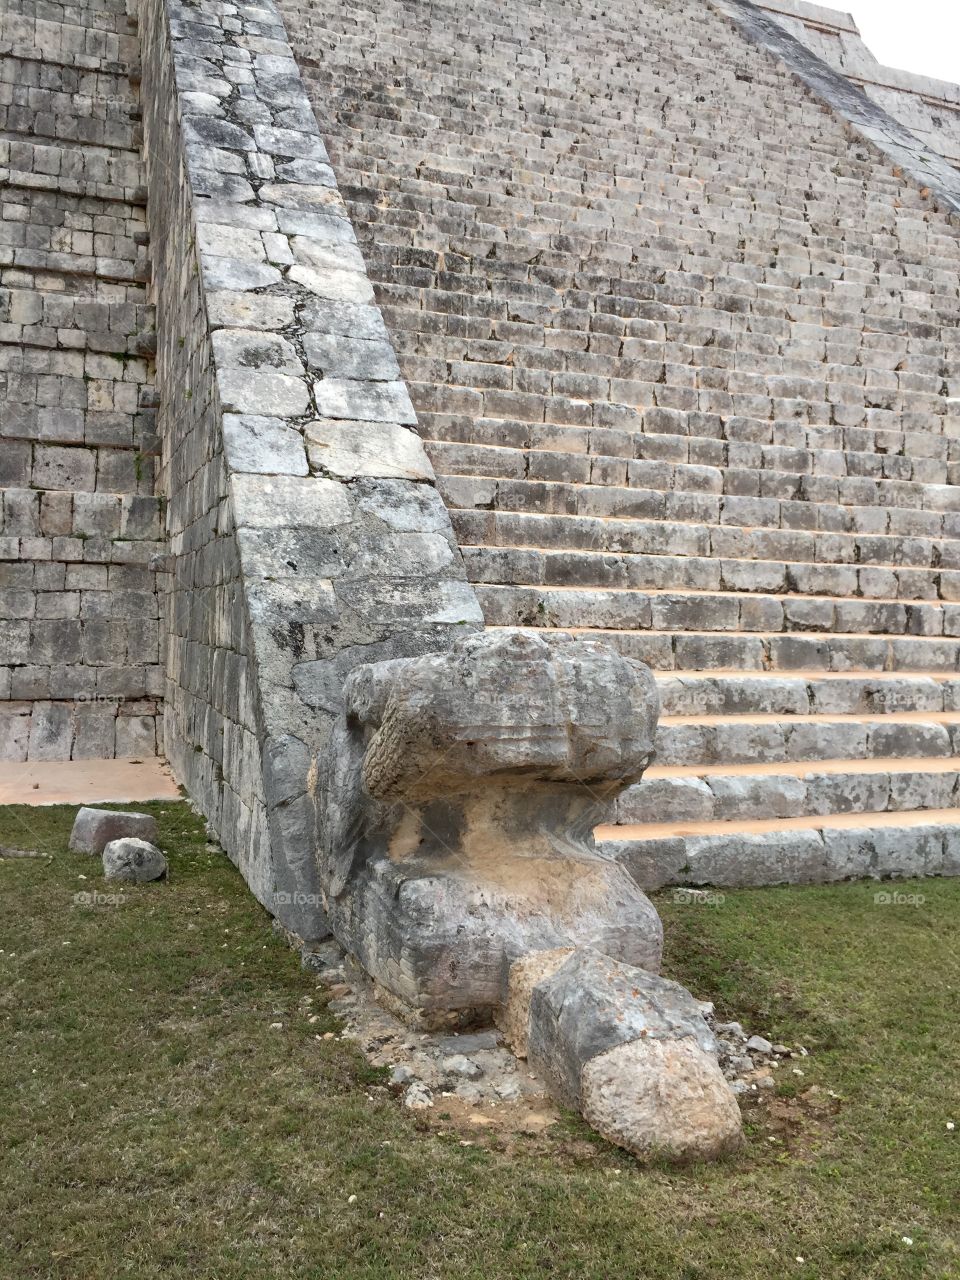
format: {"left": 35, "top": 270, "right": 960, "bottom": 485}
{"left": 69, "top": 807, "right": 158, "bottom": 854}
{"left": 523, "top": 948, "right": 743, "bottom": 1163}
{"left": 102, "top": 838, "right": 168, "bottom": 883}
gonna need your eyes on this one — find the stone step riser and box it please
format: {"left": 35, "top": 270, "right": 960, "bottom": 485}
{"left": 427, "top": 435, "right": 960, "bottom": 504}
{"left": 603, "top": 823, "right": 960, "bottom": 891}
{"left": 654, "top": 719, "right": 959, "bottom": 766}
{"left": 475, "top": 583, "right": 960, "bottom": 637}
{"left": 437, "top": 474, "right": 960, "bottom": 541}
{"left": 420, "top": 410, "right": 955, "bottom": 467}
{"left": 461, "top": 544, "right": 960, "bottom": 602}
{"left": 655, "top": 673, "right": 960, "bottom": 716}
{"left": 488, "top": 625, "right": 960, "bottom": 673}
{"left": 618, "top": 769, "right": 960, "bottom": 824}
{"left": 449, "top": 509, "right": 960, "bottom": 572}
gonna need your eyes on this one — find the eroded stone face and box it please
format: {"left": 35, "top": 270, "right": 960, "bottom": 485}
{"left": 581, "top": 1037, "right": 743, "bottom": 1163}
{"left": 69, "top": 808, "right": 158, "bottom": 855}
{"left": 318, "top": 629, "right": 662, "bottom": 1015}
{"left": 522, "top": 948, "right": 743, "bottom": 1162}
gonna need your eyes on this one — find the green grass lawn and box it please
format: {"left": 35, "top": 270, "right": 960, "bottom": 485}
{"left": 1, "top": 801, "right": 957, "bottom": 1279}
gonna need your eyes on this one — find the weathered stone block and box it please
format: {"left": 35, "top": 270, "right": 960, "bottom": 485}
{"left": 525, "top": 949, "right": 742, "bottom": 1162}
{"left": 102, "top": 837, "right": 168, "bottom": 882}
{"left": 69, "top": 807, "right": 158, "bottom": 854}
{"left": 320, "top": 629, "right": 662, "bottom": 1013}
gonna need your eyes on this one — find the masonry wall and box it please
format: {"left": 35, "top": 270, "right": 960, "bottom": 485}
{"left": 140, "top": 0, "right": 482, "bottom": 939}
{"left": 0, "top": 0, "right": 164, "bottom": 761}
{"left": 758, "top": 0, "right": 960, "bottom": 171}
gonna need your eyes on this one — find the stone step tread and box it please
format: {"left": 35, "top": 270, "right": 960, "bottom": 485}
{"left": 490, "top": 623, "right": 960, "bottom": 640}
{"left": 423, "top": 410, "right": 955, "bottom": 451}
{"left": 476, "top": 583, "right": 960, "bottom": 632}
{"left": 424, "top": 431, "right": 953, "bottom": 477}
{"left": 596, "top": 807, "right": 960, "bottom": 840}
{"left": 0, "top": 131, "right": 141, "bottom": 163}
{"left": 645, "top": 756, "right": 960, "bottom": 780}
{"left": 450, "top": 508, "right": 960, "bottom": 568}
{"left": 655, "top": 669, "right": 960, "bottom": 685}
{"left": 438, "top": 475, "right": 960, "bottom": 538}
{"left": 459, "top": 541, "right": 960, "bottom": 592}
{"left": 483, "top": 623, "right": 960, "bottom": 672}
{"left": 479, "top": 581, "right": 948, "bottom": 607}
{"left": 428, "top": 447, "right": 960, "bottom": 509}
{"left": 660, "top": 711, "right": 960, "bottom": 726}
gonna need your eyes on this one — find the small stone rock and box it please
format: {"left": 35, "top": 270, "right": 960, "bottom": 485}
{"left": 714, "top": 1021, "right": 747, "bottom": 1040}
{"left": 746, "top": 1035, "right": 774, "bottom": 1056}
{"left": 494, "top": 1078, "right": 522, "bottom": 1102}
{"left": 102, "top": 838, "right": 168, "bottom": 883}
{"left": 69, "top": 807, "right": 158, "bottom": 854}
{"left": 390, "top": 1064, "right": 415, "bottom": 1085}
{"left": 403, "top": 1082, "right": 434, "bottom": 1110}
{"left": 442, "top": 1054, "right": 483, "bottom": 1080}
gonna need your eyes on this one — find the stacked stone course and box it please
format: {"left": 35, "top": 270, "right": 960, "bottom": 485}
{"left": 279, "top": 0, "right": 960, "bottom": 884}
{"left": 0, "top": 0, "right": 163, "bottom": 760}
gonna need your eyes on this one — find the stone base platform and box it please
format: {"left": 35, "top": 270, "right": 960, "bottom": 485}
{"left": 0, "top": 757, "right": 179, "bottom": 807}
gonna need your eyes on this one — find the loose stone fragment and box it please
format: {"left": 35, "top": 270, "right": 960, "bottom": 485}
{"left": 102, "top": 838, "right": 168, "bottom": 883}
{"left": 69, "top": 808, "right": 158, "bottom": 855}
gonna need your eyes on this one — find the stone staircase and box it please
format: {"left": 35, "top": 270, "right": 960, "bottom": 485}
{"left": 278, "top": 0, "right": 960, "bottom": 886}
{"left": 0, "top": 0, "right": 163, "bottom": 761}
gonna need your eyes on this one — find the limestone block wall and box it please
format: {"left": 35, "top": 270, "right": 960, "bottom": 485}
{"left": 0, "top": 0, "right": 164, "bottom": 762}
{"left": 758, "top": 0, "right": 960, "bottom": 171}
{"left": 140, "top": 0, "right": 482, "bottom": 939}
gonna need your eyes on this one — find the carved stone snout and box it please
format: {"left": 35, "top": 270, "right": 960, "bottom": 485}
{"left": 319, "top": 629, "right": 664, "bottom": 1016}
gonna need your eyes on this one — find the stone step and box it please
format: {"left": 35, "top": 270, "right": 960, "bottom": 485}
{"left": 460, "top": 543, "right": 960, "bottom": 602}
{"left": 422, "top": 413, "right": 953, "bottom": 484}
{"left": 619, "top": 757, "right": 960, "bottom": 824}
{"left": 449, "top": 507, "right": 960, "bottom": 573}
{"left": 436, "top": 474, "right": 960, "bottom": 541}
{"left": 426, "top": 439, "right": 960, "bottom": 513}
{"left": 654, "top": 712, "right": 960, "bottom": 766}
{"left": 475, "top": 582, "right": 960, "bottom": 637}
{"left": 0, "top": 437, "right": 157, "bottom": 494}
{"left": 418, "top": 406, "right": 956, "bottom": 461}
{"left": 486, "top": 623, "right": 960, "bottom": 673}
{"left": 0, "top": 53, "right": 140, "bottom": 125}
{"left": 654, "top": 670, "right": 960, "bottom": 716}
{"left": 596, "top": 809, "right": 960, "bottom": 889}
